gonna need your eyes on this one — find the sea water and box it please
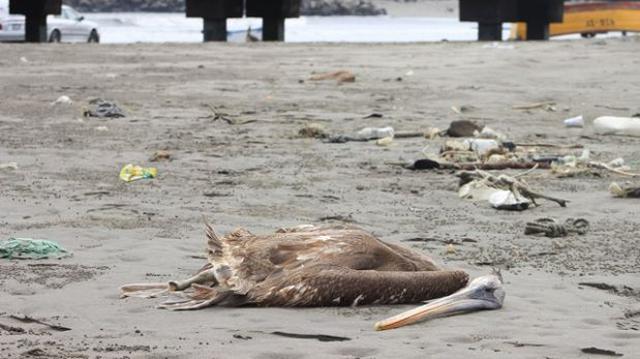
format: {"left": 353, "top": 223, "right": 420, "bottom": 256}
{"left": 84, "top": 13, "right": 513, "bottom": 43}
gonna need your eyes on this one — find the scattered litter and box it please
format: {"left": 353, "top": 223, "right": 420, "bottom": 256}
{"left": 376, "top": 136, "right": 393, "bottom": 146}
{"left": 564, "top": 115, "right": 584, "bottom": 128}
{"left": 457, "top": 169, "right": 568, "bottom": 209}
{"left": 474, "top": 126, "right": 506, "bottom": 140}
{"left": 512, "top": 101, "right": 556, "bottom": 111}
{"left": 95, "top": 126, "right": 109, "bottom": 132}
{"left": 119, "top": 164, "right": 157, "bottom": 182}
{"left": 405, "top": 70, "right": 414, "bottom": 76}
{"left": 298, "top": 123, "right": 327, "bottom": 139}
{"left": 580, "top": 347, "right": 623, "bottom": 357}
{"left": 149, "top": 150, "right": 171, "bottom": 162}
{"left": 51, "top": 95, "right": 72, "bottom": 106}
{"left": 19, "top": 56, "right": 28, "bottom": 63}
{"left": 0, "top": 322, "right": 25, "bottom": 333}
{"left": 424, "top": 127, "right": 441, "bottom": 139}
{"left": 466, "top": 138, "right": 501, "bottom": 157}
{"left": 609, "top": 183, "right": 640, "bottom": 198}
{"left": 525, "top": 218, "right": 590, "bottom": 237}
{"left": 0, "top": 162, "right": 18, "bottom": 170}
{"left": 363, "top": 113, "right": 383, "bottom": 119}
{"left": 9, "top": 315, "right": 71, "bottom": 332}
{"left": 355, "top": 126, "right": 394, "bottom": 141}
{"left": 309, "top": 70, "right": 355, "bottom": 84}
{"left": 0, "top": 238, "right": 72, "bottom": 259}
{"left": 270, "top": 331, "right": 351, "bottom": 342}
{"left": 593, "top": 116, "right": 640, "bottom": 137}
{"left": 489, "top": 190, "right": 530, "bottom": 211}
{"left": 482, "top": 42, "right": 514, "bottom": 49}
{"left": 450, "top": 105, "right": 478, "bottom": 115}
{"left": 84, "top": 100, "right": 125, "bottom": 118}
{"left": 446, "top": 120, "right": 483, "bottom": 137}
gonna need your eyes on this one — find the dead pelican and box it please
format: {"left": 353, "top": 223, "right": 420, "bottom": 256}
{"left": 121, "top": 223, "right": 505, "bottom": 329}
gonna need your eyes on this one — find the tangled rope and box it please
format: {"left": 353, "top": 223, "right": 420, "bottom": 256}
{"left": 524, "top": 218, "right": 590, "bottom": 238}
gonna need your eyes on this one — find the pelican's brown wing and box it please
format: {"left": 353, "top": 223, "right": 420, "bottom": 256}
{"left": 247, "top": 264, "right": 469, "bottom": 307}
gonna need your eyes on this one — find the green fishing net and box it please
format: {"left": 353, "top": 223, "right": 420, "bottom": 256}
{"left": 0, "top": 238, "right": 72, "bottom": 259}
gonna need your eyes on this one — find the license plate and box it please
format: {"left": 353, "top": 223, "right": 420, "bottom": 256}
{"left": 11, "top": 24, "right": 21, "bottom": 31}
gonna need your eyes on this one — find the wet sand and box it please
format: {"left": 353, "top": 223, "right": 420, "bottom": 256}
{"left": 1, "top": 38, "right": 640, "bottom": 358}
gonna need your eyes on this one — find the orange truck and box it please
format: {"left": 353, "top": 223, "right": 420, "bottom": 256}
{"left": 511, "top": 1, "right": 640, "bottom": 39}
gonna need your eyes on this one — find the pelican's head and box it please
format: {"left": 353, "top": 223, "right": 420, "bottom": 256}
{"left": 375, "top": 273, "right": 505, "bottom": 331}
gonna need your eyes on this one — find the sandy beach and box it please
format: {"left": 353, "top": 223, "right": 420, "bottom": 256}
{"left": 1, "top": 38, "right": 640, "bottom": 358}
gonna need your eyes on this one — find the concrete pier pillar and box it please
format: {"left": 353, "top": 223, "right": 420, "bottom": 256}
{"left": 526, "top": 21, "right": 550, "bottom": 40}
{"left": 203, "top": 18, "right": 227, "bottom": 42}
{"left": 478, "top": 22, "right": 502, "bottom": 41}
{"left": 262, "top": 17, "right": 285, "bottom": 41}
{"left": 10, "top": 0, "right": 61, "bottom": 43}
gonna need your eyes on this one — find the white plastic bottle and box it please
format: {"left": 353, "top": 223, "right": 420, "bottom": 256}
{"left": 593, "top": 116, "right": 640, "bottom": 137}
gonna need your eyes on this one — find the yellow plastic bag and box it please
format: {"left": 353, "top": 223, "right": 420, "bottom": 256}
{"left": 119, "top": 164, "right": 157, "bottom": 182}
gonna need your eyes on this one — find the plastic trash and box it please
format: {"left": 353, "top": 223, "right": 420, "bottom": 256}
{"left": 376, "top": 136, "right": 393, "bottom": 146}
{"left": 85, "top": 100, "right": 126, "bottom": 118}
{"left": 474, "top": 127, "right": 506, "bottom": 140}
{"left": 0, "top": 238, "right": 72, "bottom": 259}
{"left": 593, "top": 116, "right": 640, "bottom": 137}
{"left": 119, "top": 164, "right": 157, "bottom": 182}
{"left": 0, "top": 162, "right": 18, "bottom": 170}
{"left": 564, "top": 115, "right": 584, "bottom": 128}
{"left": 464, "top": 139, "right": 500, "bottom": 157}
{"left": 489, "top": 190, "right": 530, "bottom": 211}
{"left": 52, "top": 95, "right": 73, "bottom": 106}
{"left": 355, "top": 127, "right": 394, "bottom": 141}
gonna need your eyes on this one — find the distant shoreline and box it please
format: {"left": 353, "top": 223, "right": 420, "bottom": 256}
{"left": 64, "top": 0, "right": 458, "bottom": 17}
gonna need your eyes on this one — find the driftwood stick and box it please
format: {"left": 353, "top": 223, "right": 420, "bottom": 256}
{"left": 589, "top": 162, "right": 640, "bottom": 177}
{"left": 514, "top": 143, "right": 584, "bottom": 149}
{"left": 456, "top": 162, "right": 550, "bottom": 171}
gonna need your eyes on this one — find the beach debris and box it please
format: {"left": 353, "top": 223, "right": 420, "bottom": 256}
{"left": 119, "top": 164, "right": 157, "bottom": 182}
{"left": 552, "top": 151, "right": 640, "bottom": 178}
{"left": 0, "top": 162, "right": 18, "bottom": 170}
{"left": 474, "top": 126, "right": 506, "bottom": 140}
{"left": 482, "top": 42, "right": 514, "bottom": 50}
{"left": 149, "top": 150, "right": 172, "bottom": 162}
{"left": 298, "top": 123, "right": 328, "bottom": 139}
{"left": 270, "top": 331, "right": 351, "bottom": 342}
{"left": 458, "top": 169, "right": 569, "bottom": 208}
{"left": 95, "top": 126, "right": 109, "bottom": 132}
{"left": 84, "top": 99, "right": 125, "bottom": 118}
{"left": 9, "top": 315, "right": 71, "bottom": 332}
{"left": 525, "top": 218, "right": 590, "bottom": 237}
{"left": 450, "top": 105, "right": 478, "bottom": 115}
{"left": 425, "top": 127, "right": 441, "bottom": 139}
{"left": 376, "top": 136, "right": 393, "bottom": 146}
{"left": 0, "top": 238, "right": 72, "bottom": 260}
{"left": 355, "top": 126, "right": 394, "bottom": 140}
{"left": 488, "top": 190, "right": 530, "bottom": 211}
{"left": 609, "top": 183, "right": 640, "bottom": 198}
{"left": 0, "top": 322, "right": 25, "bottom": 333}
{"left": 594, "top": 116, "right": 640, "bottom": 137}
{"left": 564, "top": 115, "right": 584, "bottom": 128}
{"left": 363, "top": 113, "right": 383, "bottom": 119}
{"left": 51, "top": 95, "right": 72, "bottom": 106}
{"left": 580, "top": 347, "right": 623, "bottom": 357}
{"left": 325, "top": 126, "right": 394, "bottom": 143}
{"left": 309, "top": 70, "right": 355, "bottom": 84}
{"left": 446, "top": 120, "right": 483, "bottom": 137}
{"left": 512, "top": 101, "right": 557, "bottom": 112}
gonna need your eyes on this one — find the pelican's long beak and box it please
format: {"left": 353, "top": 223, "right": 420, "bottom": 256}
{"left": 374, "top": 275, "right": 505, "bottom": 331}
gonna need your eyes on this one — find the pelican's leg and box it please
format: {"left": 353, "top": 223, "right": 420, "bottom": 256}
{"left": 158, "top": 284, "right": 236, "bottom": 311}
{"left": 120, "top": 283, "right": 171, "bottom": 299}
{"left": 120, "top": 268, "right": 218, "bottom": 299}
{"left": 168, "top": 268, "right": 218, "bottom": 291}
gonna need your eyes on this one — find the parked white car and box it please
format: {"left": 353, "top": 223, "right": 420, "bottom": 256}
{"left": 0, "top": 2, "right": 99, "bottom": 43}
